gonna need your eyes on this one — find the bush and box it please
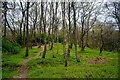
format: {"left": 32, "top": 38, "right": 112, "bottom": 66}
{"left": 16, "top": 35, "right": 23, "bottom": 46}
{"left": 16, "top": 33, "right": 63, "bottom": 46}
{"left": 2, "top": 39, "right": 21, "bottom": 54}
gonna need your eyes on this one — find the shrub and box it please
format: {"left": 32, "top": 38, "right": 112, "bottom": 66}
{"left": 16, "top": 35, "right": 23, "bottom": 46}
{"left": 2, "top": 39, "right": 21, "bottom": 54}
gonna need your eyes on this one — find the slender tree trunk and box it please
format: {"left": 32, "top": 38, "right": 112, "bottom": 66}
{"left": 55, "top": 2, "right": 59, "bottom": 54}
{"left": 20, "top": 15, "right": 24, "bottom": 36}
{"left": 62, "top": 2, "right": 67, "bottom": 66}
{"left": 68, "top": 2, "right": 71, "bottom": 56}
{"left": 3, "top": 2, "right": 7, "bottom": 39}
{"left": 39, "top": 3, "right": 42, "bottom": 48}
{"left": 26, "top": 2, "right": 30, "bottom": 57}
{"left": 52, "top": 38, "right": 55, "bottom": 58}
{"left": 48, "top": 5, "right": 52, "bottom": 48}
{"left": 39, "top": 26, "right": 41, "bottom": 48}
{"left": 52, "top": 3, "right": 55, "bottom": 58}
{"left": 52, "top": 26, "right": 55, "bottom": 58}
{"left": 81, "top": 23, "right": 85, "bottom": 51}
{"left": 42, "top": 2, "right": 47, "bottom": 58}
{"left": 48, "top": 27, "right": 51, "bottom": 47}
{"left": 100, "top": 27, "right": 104, "bottom": 54}
{"left": 72, "top": 2, "right": 80, "bottom": 62}
{"left": 50, "top": 41, "right": 53, "bottom": 50}
{"left": 86, "top": 31, "right": 89, "bottom": 47}
{"left": 33, "top": 3, "right": 37, "bottom": 46}
{"left": 42, "top": 23, "right": 47, "bottom": 58}
{"left": 23, "top": 22, "right": 25, "bottom": 47}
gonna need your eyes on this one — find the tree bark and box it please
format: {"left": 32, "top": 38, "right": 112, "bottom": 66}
{"left": 67, "top": 2, "right": 71, "bottom": 56}
{"left": 39, "top": 2, "right": 43, "bottom": 48}
{"left": 26, "top": 2, "right": 30, "bottom": 57}
{"left": 33, "top": 3, "right": 37, "bottom": 46}
{"left": 100, "top": 26, "right": 104, "bottom": 54}
{"left": 62, "top": 2, "right": 67, "bottom": 66}
{"left": 72, "top": 2, "right": 80, "bottom": 62}
{"left": 23, "top": 21, "right": 26, "bottom": 47}
{"left": 3, "top": 2, "right": 7, "bottom": 39}
{"left": 42, "top": 2, "right": 47, "bottom": 58}
{"left": 52, "top": 3, "right": 55, "bottom": 58}
{"left": 55, "top": 2, "right": 59, "bottom": 54}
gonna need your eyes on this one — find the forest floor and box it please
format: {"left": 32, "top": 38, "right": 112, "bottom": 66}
{"left": 13, "top": 46, "right": 44, "bottom": 78}
{"left": 2, "top": 46, "right": 43, "bottom": 78}
{"left": 2, "top": 43, "right": 119, "bottom": 78}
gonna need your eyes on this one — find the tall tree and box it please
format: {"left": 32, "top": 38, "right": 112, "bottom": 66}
{"left": 48, "top": 3, "right": 51, "bottom": 48}
{"left": 55, "top": 2, "right": 59, "bottom": 54}
{"left": 72, "top": 2, "right": 80, "bottom": 62}
{"left": 3, "top": 2, "right": 7, "bottom": 39}
{"left": 52, "top": 2, "right": 55, "bottom": 58}
{"left": 67, "top": 2, "right": 71, "bottom": 56}
{"left": 42, "top": 2, "right": 47, "bottom": 58}
{"left": 62, "top": 2, "right": 67, "bottom": 66}
{"left": 33, "top": 3, "right": 38, "bottom": 46}
{"left": 39, "top": 2, "right": 43, "bottom": 48}
{"left": 26, "top": 2, "right": 30, "bottom": 57}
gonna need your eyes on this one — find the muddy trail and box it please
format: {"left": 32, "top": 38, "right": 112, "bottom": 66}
{"left": 13, "top": 46, "right": 44, "bottom": 78}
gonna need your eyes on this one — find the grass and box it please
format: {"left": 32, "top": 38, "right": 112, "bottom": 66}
{"left": 2, "top": 47, "right": 42, "bottom": 78}
{"left": 27, "top": 43, "right": 119, "bottom": 78}
{"left": 2, "top": 43, "right": 119, "bottom": 78}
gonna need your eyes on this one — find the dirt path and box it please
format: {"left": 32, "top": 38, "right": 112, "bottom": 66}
{"left": 13, "top": 46, "right": 44, "bottom": 78}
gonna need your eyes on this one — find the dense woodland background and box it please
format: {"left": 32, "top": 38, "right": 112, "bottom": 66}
{"left": 1, "top": 1, "right": 120, "bottom": 55}
{"left": 1, "top": 1, "right": 120, "bottom": 78}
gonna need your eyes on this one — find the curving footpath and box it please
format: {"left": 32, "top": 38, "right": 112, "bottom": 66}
{"left": 13, "top": 46, "right": 44, "bottom": 78}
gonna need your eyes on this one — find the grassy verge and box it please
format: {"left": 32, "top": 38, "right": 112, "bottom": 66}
{"left": 2, "top": 47, "right": 42, "bottom": 78}
{"left": 27, "top": 43, "right": 118, "bottom": 78}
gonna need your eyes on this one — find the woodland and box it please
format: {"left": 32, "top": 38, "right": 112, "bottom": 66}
{"left": 1, "top": 1, "right": 120, "bottom": 78}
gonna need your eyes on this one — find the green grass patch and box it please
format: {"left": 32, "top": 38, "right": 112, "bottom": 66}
{"left": 2, "top": 47, "right": 42, "bottom": 78}
{"left": 27, "top": 43, "right": 118, "bottom": 78}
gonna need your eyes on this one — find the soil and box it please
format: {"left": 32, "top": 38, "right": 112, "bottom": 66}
{"left": 32, "top": 46, "right": 39, "bottom": 48}
{"left": 13, "top": 46, "right": 44, "bottom": 78}
{"left": 86, "top": 57, "right": 107, "bottom": 64}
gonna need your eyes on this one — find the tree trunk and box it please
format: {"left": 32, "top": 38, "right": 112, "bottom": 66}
{"left": 39, "top": 27, "right": 41, "bottom": 48}
{"left": 81, "top": 26, "right": 84, "bottom": 51}
{"left": 42, "top": 2, "right": 47, "bottom": 58}
{"left": 100, "top": 27, "right": 104, "bottom": 54}
{"left": 52, "top": 3, "right": 55, "bottom": 58}
{"left": 39, "top": 3, "right": 42, "bottom": 48}
{"left": 33, "top": 3, "right": 37, "bottom": 46}
{"left": 26, "top": 2, "right": 30, "bottom": 57}
{"left": 48, "top": 27, "right": 51, "bottom": 47}
{"left": 23, "top": 21, "right": 25, "bottom": 47}
{"left": 50, "top": 3, "right": 53, "bottom": 50}
{"left": 72, "top": 2, "right": 80, "bottom": 62}
{"left": 67, "top": 2, "right": 71, "bottom": 56}
{"left": 50, "top": 42, "right": 53, "bottom": 50}
{"left": 62, "top": 2, "right": 67, "bottom": 66}
{"left": 3, "top": 2, "right": 7, "bottom": 39}
{"left": 55, "top": 2, "right": 59, "bottom": 54}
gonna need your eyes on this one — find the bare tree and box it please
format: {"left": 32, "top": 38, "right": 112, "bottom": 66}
{"left": 26, "top": 2, "right": 30, "bottom": 57}
{"left": 62, "top": 2, "right": 67, "bottom": 66}
{"left": 67, "top": 2, "right": 71, "bottom": 56}
{"left": 33, "top": 3, "right": 38, "bottom": 46}
{"left": 55, "top": 2, "right": 59, "bottom": 54}
{"left": 3, "top": 2, "right": 7, "bottom": 39}
{"left": 42, "top": 2, "right": 47, "bottom": 58}
{"left": 72, "top": 2, "right": 80, "bottom": 62}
